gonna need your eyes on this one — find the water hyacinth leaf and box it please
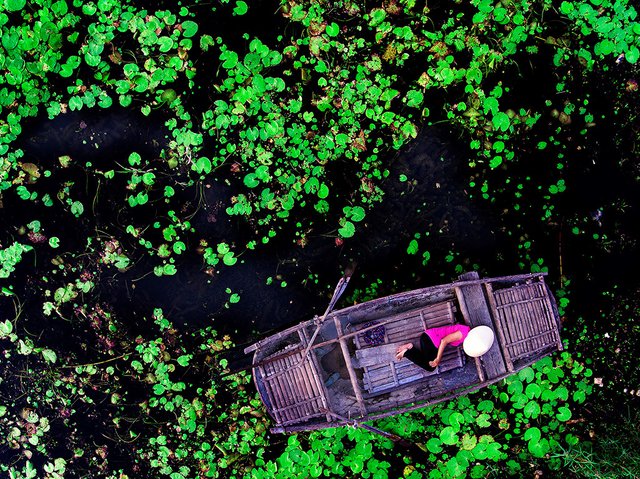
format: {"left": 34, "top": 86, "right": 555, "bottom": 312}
{"left": 0, "top": 320, "right": 13, "bottom": 336}
{"left": 528, "top": 437, "right": 549, "bottom": 458}
{"left": 476, "top": 413, "right": 491, "bottom": 427}
{"left": 518, "top": 367, "right": 534, "bottom": 383}
{"left": 448, "top": 411, "right": 465, "bottom": 428}
{"left": 142, "top": 172, "right": 156, "bottom": 185}
{"left": 195, "top": 157, "right": 212, "bottom": 174}
{"left": 401, "top": 121, "right": 418, "bottom": 138}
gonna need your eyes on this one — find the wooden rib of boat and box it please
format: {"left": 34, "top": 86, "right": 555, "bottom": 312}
{"left": 244, "top": 272, "right": 562, "bottom": 433}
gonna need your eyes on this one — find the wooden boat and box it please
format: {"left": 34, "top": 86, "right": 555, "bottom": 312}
{"left": 244, "top": 272, "right": 562, "bottom": 433}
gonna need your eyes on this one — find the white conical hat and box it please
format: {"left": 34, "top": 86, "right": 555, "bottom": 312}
{"left": 463, "top": 326, "right": 495, "bottom": 357}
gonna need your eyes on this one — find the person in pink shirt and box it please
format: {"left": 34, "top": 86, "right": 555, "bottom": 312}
{"left": 395, "top": 324, "right": 493, "bottom": 371}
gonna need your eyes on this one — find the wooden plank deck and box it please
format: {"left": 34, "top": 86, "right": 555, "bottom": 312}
{"left": 352, "top": 301, "right": 465, "bottom": 395}
{"left": 260, "top": 346, "right": 328, "bottom": 426}
{"left": 488, "top": 279, "right": 562, "bottom": 365}
{"left": 454, "top": 272, "right": 507, "bottom": 380}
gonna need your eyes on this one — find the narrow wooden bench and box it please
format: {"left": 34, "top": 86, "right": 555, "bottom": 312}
{"left": 352, "top": 301, "right": 465, "bottom": 395}
{"left": 356, "top": 342, "right": 464, "bottom": 395}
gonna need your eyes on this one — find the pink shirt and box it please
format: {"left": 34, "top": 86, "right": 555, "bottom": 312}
{"left": 425, "top": 325, "right": 470, "bottom": 348}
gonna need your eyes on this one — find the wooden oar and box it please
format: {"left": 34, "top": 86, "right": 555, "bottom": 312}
{"left": 299, "top": 263, "right": 356, "bottom": 361}
{"left": 237, "top": 264, "right": 356, "bottom": 373}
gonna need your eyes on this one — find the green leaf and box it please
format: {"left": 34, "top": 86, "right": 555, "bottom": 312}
{"left": 4, "top": 0, "right": 26, "bottom": 12}
{"left": 348, "top": 206, "right": 365, "bottom": 222}
{"left": 142, "top": 172, "right": 156, "bottom": 185}
{"left": 153, "top": 383, "right": 165, "bottom": 395}
{"left": 427, "top": 437, "right": 442, "bottom": 453}
{"left": 518, "top": 367, "right": 534, "bottom": 383}
{"left": 177, "top": 355, "right": 191, "bottom": 367}
{"left": 173, "top": 241, "right": 186, "bottom": 254}
{"left": 626, "top": 46, "right": 640, "bottom": 64}
{"left": 223, "top": 252, "right": 237, "bottom": 266}
{"left": 128, "top": 152, "right": 142, "bottom": 166}
{"left": 440, "top": 426, "right": 459, "bottom": 445}
{"left": 406, "top": 89, "right": 424, "bottom": 108}
{"left": 528, "top": 438, "right": 549, "bottom": 458}
{"left": 338, "top": 220, "right": 355, "bottom": 238}
{"left": 71, "top": 201, "right": 84, "bottom": 217}
{"left": 42, "top": 349, "right": 57, "bottom": 364}
{"left": 195, "top": 157, "right": 212, "bottom": 174}
{"left": 221, "top": 50, "right": 238, "bottom": 69}
{"left": 49, "top": 237, "right": 60, "bottom": 248}
{"left": 158, "top": 37, "right": 174, "bottom": 52}
{"left": 0, "top": 320, "right": 14, "bottom": 336}
{"left": 318, "top": 183, "right": 329, "bottom": 199}
{"left": 524, "top": 400, "right": 541, "bottom": 419}
{"left": 492, "top": 112, "right": 511, "bottom": 132}
{"left": 489, "top": 156, "right": 503, "bottom": 168}
{"left": 233, "top": 0, "right": 248, "bottom": 15}
{"left": 523, "top": 426, "right": 540, "bottom": 442}
{"left": 326, "top": 22, "right": 339, "bottom": 37}
{"left": 244, "top": 173, "right": 259, "bottom": 188}
{"left": 557, "top": 406, "right": 572, "bottom": 422}
{"left": 181, "top": 20, "right": 198, "bottom": 38}
{"left": 407, "top": 239, "right": 419, "bottom": 255}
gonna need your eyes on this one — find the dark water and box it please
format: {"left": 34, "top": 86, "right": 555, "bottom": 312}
{"left": 2, "top": 101, "right": 509, "bottom": 350}
{"left": 2, "top": 0, "right": 638, "bottom": 357}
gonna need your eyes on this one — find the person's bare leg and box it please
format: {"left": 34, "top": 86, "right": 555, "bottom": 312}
{"left": 395, "top": 343, "right": 413, "bottom": 360}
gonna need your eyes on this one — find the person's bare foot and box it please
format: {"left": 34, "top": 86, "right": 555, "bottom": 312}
{"left": 395, "top": 343, "right": 413, "bottom": 360}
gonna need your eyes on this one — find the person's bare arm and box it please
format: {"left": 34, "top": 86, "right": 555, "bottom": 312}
{"left": 429, "top": 331, "right": 463, "bottom": 368}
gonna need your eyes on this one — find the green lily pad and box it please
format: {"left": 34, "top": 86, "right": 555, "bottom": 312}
{"left": 338, "top": 220, "right": 355, "bottom": 238}
{"left": 326, "top": 22, "right": 339, "bottom": 37}
{"left": 233, "top": 0, "right": 248, "bottom": 15}
{"left": 181, "top": 20, "right": 198, "bottom": 38}
{"left": 4, "top": 0, "right": 26, "bottom": 12}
